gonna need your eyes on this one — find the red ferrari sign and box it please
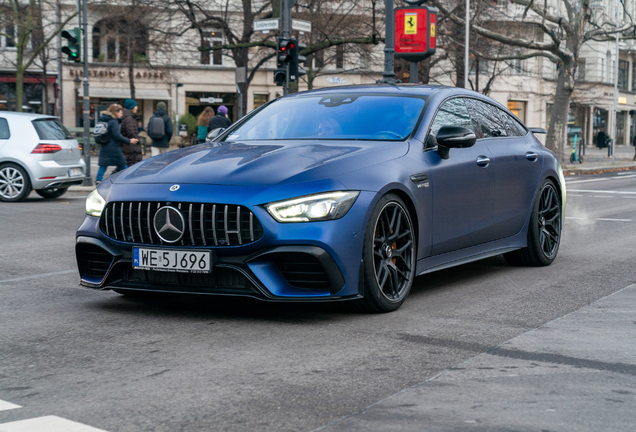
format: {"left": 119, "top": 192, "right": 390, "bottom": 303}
{"left": 395, "top": 6, "right": 437, "bottom": 62}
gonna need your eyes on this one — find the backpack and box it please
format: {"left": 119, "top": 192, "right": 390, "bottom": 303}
{"left": 148, "top": 115, "right": 166, "bottom": 140}
{"left": 93, "top": 121, "right": 111, "bottom": 145}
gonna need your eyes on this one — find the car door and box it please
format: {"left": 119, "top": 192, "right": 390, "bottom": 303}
{"left": 425, "top": 97, "right": 495, "bottom": 255}
{"left": 464, "top": 98, "right": 543, "bottom": 239}
{"left": 0, "top": 117, "right": 10, "bottom": 153}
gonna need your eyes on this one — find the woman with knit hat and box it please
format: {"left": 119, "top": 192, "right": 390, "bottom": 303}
{"left": 121, "top": 99, "right": 143, "bottom": 165}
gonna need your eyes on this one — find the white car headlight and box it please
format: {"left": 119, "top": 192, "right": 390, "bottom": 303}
{"left": 266, "top": 191, "right": 360, "bottom": 223}
{"left": 86, "top": 189, "right": 106, "bottom": 217}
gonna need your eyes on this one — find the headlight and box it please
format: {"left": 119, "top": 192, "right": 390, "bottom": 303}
{"left": 265, "top": 191, "right": 360, "bottom": 223}
{"left": 86, "top": 189, "right": 106, "bottom": 217}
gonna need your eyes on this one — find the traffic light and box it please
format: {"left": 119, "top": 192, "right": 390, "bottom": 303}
{"left": 275, "top": 38, "right": 294, "bottom": 86}
{"left": 61, "top": 28, "right": 81, "bottom": 63}
{"left": 290, "top": 40, "right": 307, "bottom": 82}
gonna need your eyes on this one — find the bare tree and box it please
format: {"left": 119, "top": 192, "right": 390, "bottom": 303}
{"left": 0, "top": 0, "right": 76, "bottom": 111}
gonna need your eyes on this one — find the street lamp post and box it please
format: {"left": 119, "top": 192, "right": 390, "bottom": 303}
{"left": 465, "top": 0, "right": 469, "bottom": 89}
{"left": 611, "top": 0, "right": 619, "bottom": 163}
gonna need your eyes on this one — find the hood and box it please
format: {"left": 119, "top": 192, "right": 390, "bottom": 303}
{"left": 154, "top": 108, "right": 167, "bottom": 117}
{"left": 114, "top": 140, "right": 409, "bottom": 187}
{"left": 100, "top": 112, "right": 114, "bottom": 121}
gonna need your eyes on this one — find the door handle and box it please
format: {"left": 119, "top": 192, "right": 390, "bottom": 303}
{"left": 526, "top": 152, "right": 538, "bottom": 161}
{"left": 476, "top": 156, "right": 490, "bottom": 167}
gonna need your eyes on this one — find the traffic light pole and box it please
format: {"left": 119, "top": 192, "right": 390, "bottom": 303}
{"left": 81, "top": 0, "right": 92, "bottom": 186}
{"left": 282, "top": 0, "right": 291, "bottom": 96}
{"left": 380, "top": 0, "right": 396, "bottom": 84}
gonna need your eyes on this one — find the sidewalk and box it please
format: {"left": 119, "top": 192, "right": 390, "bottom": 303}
{"left": 563, "top": 144, "right": 636, "bottom": 175}
{"left": 316, "top": 284, "right": 636, "bottom": 432}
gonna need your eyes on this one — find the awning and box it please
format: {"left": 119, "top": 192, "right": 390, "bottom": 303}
{"left": 88, "top": 87, "right": 170, "bottom": 100}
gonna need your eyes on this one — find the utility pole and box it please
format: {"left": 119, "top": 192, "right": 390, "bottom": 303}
{"left": 611, "top": 0, "right": 619, "bottom": 162}
{"left": 56, "top": 0, "right": 63, "bottom": 121}
{"left": 380, "top": 0, "right": 396, "bottom": 84}
{"left": 81, "top": 0, "right": 91, "bottom": 186}
{"left": 464, "top": 0, "right": 470, "bottom": 89}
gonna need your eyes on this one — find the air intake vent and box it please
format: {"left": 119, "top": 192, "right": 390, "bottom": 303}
{"left": 274, "top": 253, "right": 330, "bottom": 290}
{"left": 99, "top": 202, "right": 264, "bottom": 247}
{"left": 77, "top": 243, "right": 113, "bottom": 278}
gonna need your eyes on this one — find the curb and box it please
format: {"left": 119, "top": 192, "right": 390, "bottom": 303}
{"left": 563, "top": 164, "right": 636, "bottom": 176}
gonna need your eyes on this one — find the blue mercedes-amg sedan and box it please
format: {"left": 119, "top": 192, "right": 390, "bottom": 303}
{"left": 76, "top": 85, "right": 565, "bottom": 312}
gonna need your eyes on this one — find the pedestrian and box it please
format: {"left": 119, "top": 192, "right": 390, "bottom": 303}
{"left": 96, "top": 104, "right": 138, "bottom": 184}
{"left": 207, "top": 105, "right": 232, "bottom": 133}
{"left": 632, "top": 134, "right": 636, "bottom": 161}
{"left": 197, "top": 106, "right": 214, "bottom": 143}
{"left": 120, "top": 99, "right": 143, "bottom": 166}
{"left": 147, "top": 101, "right": 173, "bottom": 156}
{"left": 596, "top": 128, "right": 606, "bottom": 149}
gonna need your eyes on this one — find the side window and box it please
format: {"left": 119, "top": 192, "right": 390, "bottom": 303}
{"left": 0, "top": 118, "right": 10, "bottom": 139}
{"left": 464, "top": 99, "right": 526, "bottom": 138}
{"left": 427, "top": 98, "right": 474, "bottom": 148}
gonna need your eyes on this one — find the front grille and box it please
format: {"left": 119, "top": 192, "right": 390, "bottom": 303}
{"left": 77, "top": 244, "right": 113, "bottom": 278}
{"left": 274, "top": 253, "right": 330, "bottom": 290}
{"left": 100, "top": 202, "right": 264, "bottom": 247}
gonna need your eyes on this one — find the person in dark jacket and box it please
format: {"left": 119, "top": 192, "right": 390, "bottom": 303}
{"left": 120, "top": 99, "right": 143, "bottom": 166}
{"left": 148, "top": 101, "right": 173, "bottom": 156}
{"left": 597, "top": 128, "right": 606, "bottom": 148}
{"left": 207, "top": 105, "right": 232, "bottom": 133}
{"left": 96, "top": 104, "right": 138, "bottom": 183}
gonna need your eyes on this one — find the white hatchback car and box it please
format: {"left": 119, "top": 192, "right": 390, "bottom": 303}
{"left": 0, "top": 112, "right": 86, "bottom": 201}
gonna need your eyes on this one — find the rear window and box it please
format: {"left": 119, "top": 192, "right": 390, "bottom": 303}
{"left": 32, "top": 118, "right": 73, "bottom": 140}
{"left": 0, "top": 118, "right": 9, "bottom": 139}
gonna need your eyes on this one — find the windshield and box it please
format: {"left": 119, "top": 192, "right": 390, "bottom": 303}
{"left": 226, "top": 94, "right": 426, "bottom": 142}
{"left": 32, "top": 118, "right": 73, "bottom": 140}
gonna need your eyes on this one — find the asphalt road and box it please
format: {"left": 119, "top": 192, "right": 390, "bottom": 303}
{"left": 0, "top": 172, "right": 635, "bottom": 432}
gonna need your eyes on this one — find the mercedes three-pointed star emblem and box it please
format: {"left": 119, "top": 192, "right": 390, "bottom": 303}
{"left": 153, "top": 206, "right": 185, "bottom": 243}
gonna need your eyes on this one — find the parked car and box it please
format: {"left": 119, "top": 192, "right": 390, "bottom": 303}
{"left": 76, "top": 85, "right": 565, "bottom": 312}
{"left": 0, "top": 112, "right": 86, "bottom": 201}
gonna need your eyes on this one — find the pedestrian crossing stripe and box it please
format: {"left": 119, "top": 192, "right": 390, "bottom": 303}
{"left": 0, "top": 415, "right": 109, "bottom": 432}
{"left": 0, "top": 401, "right": 20, "bottom": 412}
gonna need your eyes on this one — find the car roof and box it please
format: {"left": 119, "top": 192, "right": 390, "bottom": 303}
{"left": 0, "top": 111, "right": 58, "bottom": 121}
{"left": 287, "top": 84, "right": 493, "bottom": 100}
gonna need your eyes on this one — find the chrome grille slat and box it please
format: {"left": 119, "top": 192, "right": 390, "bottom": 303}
{"left": 200, "top": 204, "right": 206, "bottom": 246}
{"left": 129, "top": 203, "right": 135, "bottom": 243}
{"left": 137, "top": 203, "right": 143, "bottom": 243}
{"left": 101, "top": 201, "right": 262, "bottom": 247}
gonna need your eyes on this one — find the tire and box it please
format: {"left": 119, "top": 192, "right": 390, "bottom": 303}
{"left": 35, "top": 187, "right": 69, "bottom": 199}
{"left": 0, "top": 163, "right": 32, "bottom": 202}
{"left": 504, "top": 180, "right": 562, "bottom": 266}
{"left": 353, "top": 194, "right": 416, "bottom": 313}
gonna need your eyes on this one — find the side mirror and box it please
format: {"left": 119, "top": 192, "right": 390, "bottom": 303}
{"left": 436, "top": 126, "right": 477, "bottom": 159}
{"left": 206, "top": 128, "right": 225, "bottom": 141}
{"left": 529, "top": 127, "right": 547, "bottom": 134}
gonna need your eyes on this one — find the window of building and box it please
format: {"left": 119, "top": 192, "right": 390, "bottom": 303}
{"left": 618, "top": 60, "right": 629, "bottom": 90}
{"left": 314, "top": 50, "right": 325, "bottom": 69}
{"left": 507, "top": 100, "right": 526, "bottom": 124}
{"left": 606, "top": 51, "right": 611, "bottom": 83}
{"left": 632, "top": 62, "right": 636, "bottom": 92}
{"left": 202, "top": 29, "right": 223, "bottom": 66}
{"left": 92, "top": 18, "right": 147, "bottom": 63}
{"left": 335, "top": 45, "right": 344, "bottom": 69}
{"left": 509, "top": 58, "right": 524, "bottom": 75}
{"left": 3, "top": 24, "right": 15, "bottom": 48}
{"left": 253, "top": 93, "right": 268, "bottom": 110}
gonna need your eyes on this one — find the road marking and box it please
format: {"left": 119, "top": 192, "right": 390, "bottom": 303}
{"left": 0, "top": 416, "right": 110, "bottom": 432}
{"left": 0, "top": 270, "right": 75, "bottom": 285}
{"left": 596, "top": 218, "right": 632, "bottom": 222}
{"left": 565, "top": 216, "right": 585, "bottom": 220}
{"left": 566, "top": 174, "right": 636, "bottom": 184}
{"left": 567, "top": 194, "right": 583, "bottom": 197}
{"left": 567, "top": 189, "right": 636, "bottom": 195}
{"left": 0, "top": 400, "right": 21, "bottom": 412}
{"left": 591, "top": 195, "right": 614, "bottom": 198}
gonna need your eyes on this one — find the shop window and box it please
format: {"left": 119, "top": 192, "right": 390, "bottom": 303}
{"left": 92, "top": 18, "right": 147, "bottom": 63}
{"left": 507, "top": 100, "right": 526, "bottom": 124}
{"left": 253, "top": 94, "right": 268, "bottom": 110}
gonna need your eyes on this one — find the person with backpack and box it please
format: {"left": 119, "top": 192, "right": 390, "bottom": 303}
{"left": 207, "top": 105, "right": 232, "bottom": 133}
{"left": 95, "top": 104, "right": 138, "bottom": 184}
{"left": 147, "top": 101, "right": 173, "bottom": 156}
{"left": 120, "top": 99, "right": 143, "bottom": 166}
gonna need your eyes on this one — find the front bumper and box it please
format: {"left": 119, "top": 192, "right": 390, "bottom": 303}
{"left": 75, "top": 188, "right": 375, "bottom": 301}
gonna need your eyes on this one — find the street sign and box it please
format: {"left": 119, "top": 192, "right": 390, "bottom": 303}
{"left": 236, "top": 67, "right": 247, "bottom": 84}
{"left": 292, "top": 19, "right": 312, "bottom": 33}
{"left": 394, "top": 6, "right": 437, "bottom": 62}
{"left": 199, "top": 97, "right": 223, "bottom": 103}
{"left": 254, "top": 19, "right": 280, "bottom": 32}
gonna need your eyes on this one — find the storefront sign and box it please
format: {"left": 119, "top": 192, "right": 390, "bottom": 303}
{"left": 618, "top": 97, "right": 627, "bottom": 105}
{"left": 200, "top": 97, "right": 223, "bottom": 103}
{"left": 395, "top": 6, "right": 437, "bottom": 62}
{"left": 327, "top": 77, "right": 346, "bottom": 84}
{"left": 68, "top": 69, "right": 165, "bottom": 80}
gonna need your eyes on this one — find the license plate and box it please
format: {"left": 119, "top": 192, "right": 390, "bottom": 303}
{"left": 68, "top": 168, "right": 83, "bottom": 177}
{"left": 133, "top": 248, "right": 211, "bottom": 273}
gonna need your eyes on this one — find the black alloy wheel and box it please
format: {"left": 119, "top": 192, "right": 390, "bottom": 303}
{"left": 354, "top": 194, "right": 416, "bottom": 313}
{"left": 36, "top": 187, "right": 69, "bottom": 199}
{"left": 505, "top": 180, "right": 561, "bottom": 266}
